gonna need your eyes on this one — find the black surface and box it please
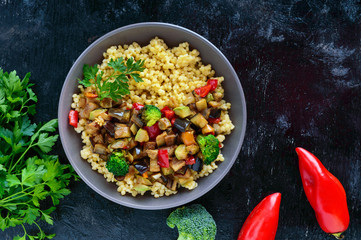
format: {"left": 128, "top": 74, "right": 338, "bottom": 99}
{"left": 1, "top": 0, "right": 361, "bottom": 239}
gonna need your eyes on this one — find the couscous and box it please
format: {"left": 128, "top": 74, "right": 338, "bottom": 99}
{"left": 70, "top": 37, "right": 234, "bottom": 198}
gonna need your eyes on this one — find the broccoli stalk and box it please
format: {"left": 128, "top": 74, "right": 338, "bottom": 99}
{"left": 142, "top": 104, "right": 161, "bottom": 126}
{"left": 167, "top": 204, "right": 217, "bottom": 240}
{"left": 196, "top": 135, "right": 220, "bottom": 165}
{"left": 106, "top": 151, "right": 129, "bottom": 176}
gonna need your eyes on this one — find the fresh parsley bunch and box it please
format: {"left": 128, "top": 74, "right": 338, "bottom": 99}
{"left": 79, "top": 57, "right": 145, "bottom": 101}
{"left": 0, "top": 69, "right": 76, "bottom": 240}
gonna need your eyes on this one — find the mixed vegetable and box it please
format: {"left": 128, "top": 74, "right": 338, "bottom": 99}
{"left": 70, "top": 78, "right": 224, "bottom": 192}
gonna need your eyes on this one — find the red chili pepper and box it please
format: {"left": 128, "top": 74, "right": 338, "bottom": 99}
{"left": 133, "top": 102, "right": 144, "bottom": 110}
{"left": 161, "top": 106, "right": 175, "bottom": 120}
{"left": 143, "top": 122, "right": 161, "bottom": 140}
{"left": 238, "top": 193, "right": 281, "bottom": 240}
{"left": 296, "top": 147, "right": 349, "bottom": 239}
{"left": 207, "top": 79, "right": 218, "bottom": 91}
{"left": 208, "top": 117, "right": 221, "bottom": 124}
{"left": 185, "top": 155, "right": 196, "bottom": 165}
{"left": 68, "top": 110, "right": 79, "bottom": 128}
{"left": 158, "top": 149, "right": 169, "bottom": 168}
{"left": 194, "top": 84, "right": 212, "bottom": 97}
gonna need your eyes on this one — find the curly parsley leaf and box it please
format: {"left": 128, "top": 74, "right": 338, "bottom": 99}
{"left": 0, "top": 68, "right": 76, "bottom": 240}
{"left": 79, "top": 57, "right": 145, "bottom": 101}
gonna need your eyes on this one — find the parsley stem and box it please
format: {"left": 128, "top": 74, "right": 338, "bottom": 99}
{"left": 8, "top": 135, "right": 36, "bottom": 173}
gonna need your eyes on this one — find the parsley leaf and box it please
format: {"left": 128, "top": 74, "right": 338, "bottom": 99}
{"left": 79, "top": 57, "right": 145, "bottom": 101}
{"left": 0, "top": 68, "right": 76, "bottom": 240}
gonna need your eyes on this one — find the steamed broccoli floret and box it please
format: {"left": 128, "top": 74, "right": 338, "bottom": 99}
{"left": 167, "top": 204, "right": 216, "bottom": 240}
{"left": 196, "top": 135, "right": 219, "bottom": 165}
{"left": 142, "top": 104, "right": 161, "bottom": 126}
{"left": 106, "top": 151, "right": 129, "bottom": 176}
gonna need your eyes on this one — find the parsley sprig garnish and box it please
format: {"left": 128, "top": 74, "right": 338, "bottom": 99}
{"left": 78, "top": 57, "right": 145, "bottom": 101}
{"left": 0, "top": 69, "right": 76, "bottom": 240}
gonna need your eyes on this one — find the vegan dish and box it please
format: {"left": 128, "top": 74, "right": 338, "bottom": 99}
{"left": 69, "top": 37, "right": 234, "bottom": 198}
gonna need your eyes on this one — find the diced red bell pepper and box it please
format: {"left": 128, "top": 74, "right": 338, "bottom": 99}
{"left": 158, "top": 149, "right": 169, "bottom": 168}
{"left": 143, "top": 122, "right": 161, "bottom": 140}
{"left": 171, "top": 118, "right": 176, "bottom": 125}
{"left": 194, "top": 84, "right": 212, "bottom": 98}
{"left": 208, "top": 117, "right": 221, "bottom": 124}
{"left": 133, "top": 103, "right": 144, "bottom": 110}
{"left": 207, "top": 79, "right": 218, "bottom": 91}
{"left": 185, "top": 155, "right": 196, "bottom": 165}
{"left": 68, "top": 110, "right": 79, "bottom": 128}
{"left": 161, "top": 106, "right": 175, "bottom": 120}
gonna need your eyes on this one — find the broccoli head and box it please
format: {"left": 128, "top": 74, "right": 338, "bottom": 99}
{"left": 142, "top": 104, "right": 161, "bottom": 126}
{"left": 106, "top": 151, "right": 129, "bottom": 176}
{"left": 196, "top": 135, "right": 219, "bottom": 165}
{"left": 167, "top": 204, "right": 216, "bottom": 240}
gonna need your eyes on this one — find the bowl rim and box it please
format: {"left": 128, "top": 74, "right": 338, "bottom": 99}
{"left": 58, "top": 22, "right": 247, "bottom": 210}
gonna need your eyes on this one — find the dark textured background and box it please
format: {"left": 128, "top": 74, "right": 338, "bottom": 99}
{"left": 1, "top": 0, "right": 361, "bottom": 239}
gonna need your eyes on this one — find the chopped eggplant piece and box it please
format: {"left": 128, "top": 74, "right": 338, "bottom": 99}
{"left": 130, "top": 123, "right": 138, "bottom": 135}
{"left": 201, "top": 108, "right": 211, "bottom": 119}
{"left": 209, "top": 108, "right": 221, "bottom": 119}
{"left": 158, "top": 117, "right": 172, "bottom": 130}
{"left": 109, "top": 108, "right": 131, "bottom": 123}
{"left": 131, "top": 114, "right": 144, "bottom": 128}
{"left": 160, "top": 175, "right": 168, "bottom": 184}
{"left": 132, "top": 146, "right": 146, "bottom": 160}
{"left": 208, "top": 101, "right": 221, "bottom": 108}
{"left": 175, "top": 166, "right": 188, "bottom": 175}
{"left": 184, "top": 92, "right": 196, "bottom": 105}
{"left": 156, "top": 131, "right": 167, "bottom": 147}
{"left": 134, "top": 161, "right": 149, "bottom": 175}
{"left": 146, "top": 149, "right": 158, "bottom": 160}
{"left": 114, "top": 123, "right": 131, "bottom": 139}
{"left": 104, "top": 121, "right": 115, "bottom": 136}
{"left": 161, "top": 167, "right": 174, "bottom": 176}
{"left": 100, "top": 98, "right": 113, "bottom": 108}
{"left": 84, "top": 121, "right": 101, "bottom": 136}
{"left": 196, "top": 99, "right": 207, "bottom": 112}
{"left": 110, "top": 139, "right": 129, "bottom": 149}
{"left": 126, "top": 152, "right": 134, "bottom": 163}
{"left": 92, "top": 134, "right": 104, "bottom": 144}
{"left": 188, "top": 103, "right": 197, "bottom": 111}
{"left": 170, "top": 158, "right": 186, "bottom": 172}
{"left": 171, "top": 179, "right": 178, "bottom": 191}
{"left": 190, "top": 157, "right": 203, "bottom": 172}
{"left": 79, "top": 102, "right": 99, "bottom": 119}
{"left": 78, "top": 97, "right": 86, "bottom": 108}
{"left": 164, "top": 134, "right": 177, "bottom": 146}
{"left": 104, "top": 133, "right": 115, "bottom": 145}
{"left": 151, "top": 173, "right": 162, "bottom": 180}
{"left": 136, "top": 175, "right": 152, "bottom": 185}
{"left": 190, "top": 113, "right": 208, "bottom": 128}
{"left": 166, "top": 179, "right": 173, "bottom": 190}
{"left": 160, "top": 145, "right": 177, "bottom": 157}
{"left": 173, "top": 118, "right": 190, "bottom": 132}
{"left": 128, "top": 138, "right": 138, "bottom": 150}
{"left": 135, "top": 128, "right": 149, "bottom": 142}
{"left": 150, "top": 158, "right": 161, "bottom": 172}
{"left": 93, "top": 143, "right": 108, "bottom": 155}
{"left": 173, "top": 106, "right": 192, "bottom": 118}
{"left": 144, "top": 141, "right": 157, "bottom": 150}
{"left": 186, "top": 144, "right": 200, "bottom": 155}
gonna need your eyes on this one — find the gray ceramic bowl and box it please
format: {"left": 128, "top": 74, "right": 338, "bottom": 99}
{"left": 58, "top": 22, "right": 246, "bottom": 210}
